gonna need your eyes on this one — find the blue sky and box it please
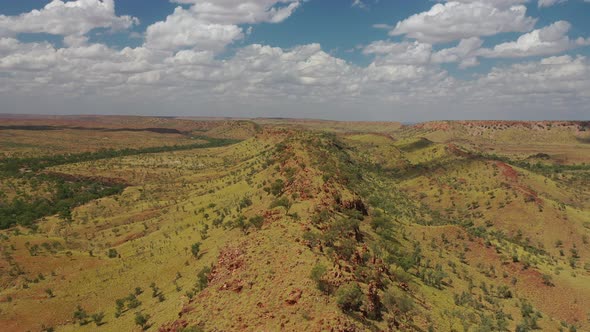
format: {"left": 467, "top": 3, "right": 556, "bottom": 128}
{"left": 0, "top": 0, "right": 589, "bottom": 120}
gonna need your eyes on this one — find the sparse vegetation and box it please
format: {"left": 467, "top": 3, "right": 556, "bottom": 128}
{"left": 1, "top": 117, "right": 589, "bottom": 331}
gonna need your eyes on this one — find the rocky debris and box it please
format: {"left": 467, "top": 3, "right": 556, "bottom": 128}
{"left": 179, "top": 305, "right": 194, "bottom": 317}
{"left": 263, "top": 209, "right": 282, "bottom": 222}
{"left": 399, "top": 282, "right": 410, "bottom": 292}
{"left": 339, "top": 198, "right": 368, "bottom": 216}
{"left": 328, "top": 318, "right": 361, "bottom": 332}
{"left": 446, "top": 143, "right": 473, "bottom": 158}
{"left": 285, "top": 288, "right": 303, "bottom": 305}
{"left": 208, "top": 247, "right": 245, "bottom": 285}
{"left": 158, "top": 320, "right": 188, "bottom": 332}
{"left": 220, "top": 279, "right": 244, "bottom": 293}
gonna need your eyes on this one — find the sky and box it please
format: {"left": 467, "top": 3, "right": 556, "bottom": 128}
{"left": 0, "top": 0, "right": 589, "bottom": 121}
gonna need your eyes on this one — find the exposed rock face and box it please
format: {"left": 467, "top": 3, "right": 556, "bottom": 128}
{"left": 340, "top": 198, "right": 368, "bottom": 216}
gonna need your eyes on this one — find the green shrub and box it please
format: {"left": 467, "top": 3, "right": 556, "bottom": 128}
{"left": 249, "top": 215, "right": 265, "bottom": 229}
{"left": 107, "top": 248, "right": 118, "bottom": 258}
{"left": 270, "top": 197, "right": 291, "bottom": 211}
{"left": 91, "top": 312, "right": 105, "bottom": 326}
{"left": 336, "top": 283, "right": 363, "bottom": 313}
{"left": 383, "top": 287, "right": 414, "bottom": 315}
{"left": 134, "top": 312, "right": 150, "bottom": 330}
{"left": 310, "top": 263, "right": 329, "bottom": 293}
{"left": 197, "top": 266, "right": 211, "bottom": 291}
{"left": 73, "top": 305, "right": 89, "bottom": 325}
{"left": 191, "top": 242, "right": 201, "bottom": 258}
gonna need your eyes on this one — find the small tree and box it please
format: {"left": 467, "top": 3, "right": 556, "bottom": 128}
{"left": 336, "top": 283, "right": 363, "bottom": 313}
{"left": 310, "top": 263, "right": 329, "bottom": 293}
{"left": 249, "top": 215, "right": 265, "bottom": 229}
{"left": 269, "top": 179, "right": 285, "bottom": 196}
{"left": 73, "top": 305, "right": 89, "bottom": 325}
{"left": 127, "top": 294, "right": 141, "bottom": 309}
{"left": 270, "top": 197, "right": 292, "bottom": 213}
{"left": 197, "top": 266, "right": 211, "bottom": 291}
{"left": 114, "top": 298, "right": 125, "bottom": 318}
{"left": 542, "top": 274, "right": 554, "bottom": 287}
{"left": 150, "top": 282, "right": 160, "bottom": 298}
{"left": 91, "top": 312, "right": 105, "bottom": 326}
{"left": 383, "top": 287, "right": 414, "bottom": 317}
{"left": 107, "top": 248, "right": 118, "bottom": 258}
{"left": 191, "top": 242, "right": 201, "bottom": 258}
{"left": 135, "top": 312, "right": 150, "bottom": 330}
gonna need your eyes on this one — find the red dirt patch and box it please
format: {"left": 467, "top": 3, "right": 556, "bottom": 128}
{"left": 158, "top": 320, "right": 188, "bottom": 332}
{"left": 495, "top": 161, "right": 518, "bottom": 181}
{"left": 208, "top": 247, "right": 245, "bottom": 285}
{"left": 112, "top": 231, "right": 145, "bottom": 246}
{"left": 446, "top": 143, "right": 471, "bottom": 158}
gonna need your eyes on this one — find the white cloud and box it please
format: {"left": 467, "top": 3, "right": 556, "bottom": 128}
{"left": 363, "top": 38, "right": 483, "bottom": 69}
{"left": 352, "top": 0, "right": 367, "bottom": 9}
{"left": 449, "top": 0, "right": 529, "bottom": 7}
{"left": 171, "top": 0, "right": 300, "bottom": 24}
{"left": 0, "top": 0, "right": 138, "bottom": 38}
{"left": 366, "top": 20, "right": 589, "bottom": 70}
{"left": 0, "top": 0, "right": 589, "bottom": 120}
{"left": 538, "top": 0, "right": 566, "bottom": 7}
{"left": 1, "top": 37, "right": 588, "bottom": 119}
{"left": 0, "top": 41, "right": 58, "bottom": 71}
{"left": 473, "top": 55, "right": 590, "bottom": 97}
{"left": 145, "top": 1, "right": 300, "bottom": 52}
{"left": 432, "top": 37, "right": 483, "bottom": 68}
{"left": 145, "top": 7, "right": 243, "bottom": 52}
{"left": 479, "top": 21, "right": 585, "bottom": 58}
{"left": 373, "top": 24, "right": 393, "bottom": 30}
{"left": 364, "top": 41, "right": 433, "bottom": 65}
{"left": 390, "top": 1, "right": 536, "bottom": 43}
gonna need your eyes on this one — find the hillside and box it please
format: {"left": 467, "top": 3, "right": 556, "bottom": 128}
{"left": 0, "top": 116, "right": 589, "bottom": 331}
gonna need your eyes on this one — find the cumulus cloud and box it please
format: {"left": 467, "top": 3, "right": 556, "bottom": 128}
{"left": 479, "top": 21, "right": 586, "bottom": 58}
{"left": 366, "top": 20, "right": 589, "bottom": 70}
{"left": 538, "top": 0, "right": 566, "bottom": 7}
{"left": 175, "top": 0, "right": 301, "bottom": 25}
{"left": 0, "top": 0, "right": 589, "bottom": 120}
{"left": 363, "top": 38, "right": 483, "bottom": 68}
{"left": 145, "top": 7, "right": 243, "bottom": 52}
{"left": 432, "top": 37, "right": 483, "bottom": 68}
{"left": 145, "top": 0, "right": 300, "bottom": 52}
{"left": 363, "top": 41, "right": 433, "bottom": 65}
{"left": 0, "top": 40, "right": 58, "bottom": 71}
{"left": 449, "top": 0, "right": 529, "bottom": 7}
{"left": 473, "top": 55, "right": 590, "bottom": 97}
{"left": 390, "top": 1, "right": 536, "bottom": 43}
{"left": 0, "top": 0, "right": 138, "bottom": 38}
